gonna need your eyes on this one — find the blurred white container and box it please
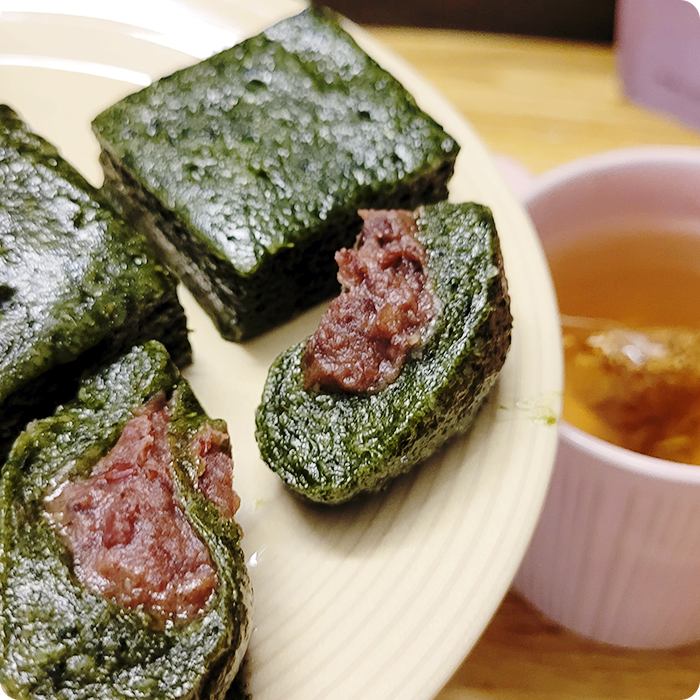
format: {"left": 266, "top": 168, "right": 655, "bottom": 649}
{"left": 616, "top": 0, "right": 700, "bottom": 131}
{"left": 513, "top": 147, "right": 700, "bottom": 649}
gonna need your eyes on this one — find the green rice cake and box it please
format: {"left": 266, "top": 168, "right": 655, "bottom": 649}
{"left": 255, "top": 201, "right": 512, "bottom": 503}
{"left": 0, "top": 341, "right": 251, "bottom": 700}
{"left": 92, "top": 6, "right": 460, "bottom": 342}
{"left": 0, "top": 105, "right": 191, "bottom": 463}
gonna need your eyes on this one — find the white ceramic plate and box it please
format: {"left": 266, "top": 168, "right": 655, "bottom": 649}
{"left": 0, "top": 2, "right": 562, "bottom": 699}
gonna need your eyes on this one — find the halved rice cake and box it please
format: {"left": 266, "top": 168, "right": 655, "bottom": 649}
{"left": 0, "top": 341, "right": 251, "bottom": 700}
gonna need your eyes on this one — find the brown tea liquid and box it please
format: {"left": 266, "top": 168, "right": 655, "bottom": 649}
{"left": 548, "top": 229, "right": 700, "bottom": 464}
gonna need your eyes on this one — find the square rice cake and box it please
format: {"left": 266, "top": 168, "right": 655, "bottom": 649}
{"left": 0, "top": 105, "right": 191, "bottom": 463}
{"left": 92, "top": 6, "right": 460, "bottom": 342}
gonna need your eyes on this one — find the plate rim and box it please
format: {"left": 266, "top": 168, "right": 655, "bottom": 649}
{"left": 0, "top": 3, "right": 563, "bottom": 699}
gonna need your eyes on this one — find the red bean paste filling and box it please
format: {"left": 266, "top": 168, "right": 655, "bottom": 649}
{"left": 302, "top": 209, "right": 437, "bottom": 393}
{"left": 45, "top": 393, "right": 240, "bottom": 627}
{"left": 192, "top": 423, "right": 240, "bottom": 519}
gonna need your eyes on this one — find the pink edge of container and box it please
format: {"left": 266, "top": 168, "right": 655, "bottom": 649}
{"left": 616, "top": 0, "right": 700, "bottom": 133}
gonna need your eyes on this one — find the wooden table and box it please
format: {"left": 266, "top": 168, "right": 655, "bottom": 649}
{"left": 369, "top": 26, "right": 700, "bottom": 700}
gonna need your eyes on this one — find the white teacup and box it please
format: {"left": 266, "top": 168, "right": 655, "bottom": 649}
{"left": 512, "top": 147, "right": 700, "bottom": 648}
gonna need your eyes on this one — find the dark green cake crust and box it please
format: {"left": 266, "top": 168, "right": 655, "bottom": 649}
{"left": 0, "top": 342, "right": 251, "bottom": 700}
{"left": 0, "top": 105, "right": 191, "bottom": 463}
{"left": 255, "top": 201, "right": 512, "bottom": 504}
{"left": 92, "top": 6, "right": 460, "bottom": 342}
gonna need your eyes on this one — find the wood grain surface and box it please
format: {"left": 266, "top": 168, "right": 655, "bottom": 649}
{"left": 368, "top": 26, "right": 700, "bottom": 700}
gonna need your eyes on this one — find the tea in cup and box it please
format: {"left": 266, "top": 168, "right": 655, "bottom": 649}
{"left": 513, "top": 147, "right": 700, "bottom": 648}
